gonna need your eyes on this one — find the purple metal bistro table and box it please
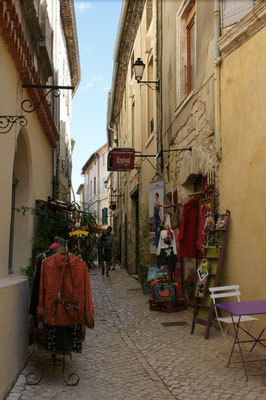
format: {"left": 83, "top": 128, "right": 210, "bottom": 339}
{"left": 216, "top": 300, "right": 266, "bottom": 381}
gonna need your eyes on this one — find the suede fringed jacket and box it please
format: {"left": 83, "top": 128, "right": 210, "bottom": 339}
{"left": 37, "top": 253, "right": 94, "bottom": 328}
{"left": 179, "top": 198, "right": 199, "bottom": 258}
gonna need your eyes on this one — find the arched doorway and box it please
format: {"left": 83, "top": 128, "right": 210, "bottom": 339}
{"left": 9, "top": 129, "right": 32, "bottom": 274}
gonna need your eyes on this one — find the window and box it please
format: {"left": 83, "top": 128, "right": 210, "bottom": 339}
{"left": 102, "top": 153, "right": 105, "bottom": 167}
{"left": 102, "top": 207, "right": 108, "bottom": 225}
{"left": 221, "top": 0, "right": 253, "bottom": 28}
{"left": 147, "top": 57, "right": 154, "bottom": 136}
{"left": 176, "top": 1, "right": 196, "bottom": 107}
{"left": 94, "top": 177, "right": 96, "bottom": 195}
{"left": 131, "top": 51, "right": 135, "bottom": 80}
{"left": 132, "top": 101, "right": 135, "bottom": 148}
{"left": 90, "top": 180, "right": 92, "bottom": 198}
{"left": 186, "top": 4, "right": 195, "bottom": 94}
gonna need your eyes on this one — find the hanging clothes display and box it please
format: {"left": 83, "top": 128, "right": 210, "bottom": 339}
{"left": 179, "top": 198, "right": 199, "bottom": 258}
{"left": 37, "top": 252, "right": 94, "bottom": 328}
{"left": 29, "top": 246, "right": 57, "bottom": 325}
{"left": 157, "top": 226, "right": 177, "bottom": 281}
{"left": 196, "top": 204, "right": 211, "bottom": 252}
{"left": 28, "top": 249, "right": 95, "bottom": 353}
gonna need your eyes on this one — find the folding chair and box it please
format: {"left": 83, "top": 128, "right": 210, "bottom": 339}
{"left": 209, "top": 285, "right": 258, "bottom": 348}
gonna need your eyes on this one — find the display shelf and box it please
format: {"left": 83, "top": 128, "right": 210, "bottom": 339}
{"left": 191, "top": 211, "right": 230, "bottom": 339}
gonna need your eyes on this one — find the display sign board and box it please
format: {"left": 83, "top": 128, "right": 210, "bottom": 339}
{"left": 149, "top": 179, "right": 165, "bottom": 254}
{"left": 107, "top": 148, "right": 135, "bottom": 171}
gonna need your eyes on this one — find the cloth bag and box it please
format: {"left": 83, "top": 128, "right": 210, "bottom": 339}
{"left": 151, "top": 279, "right": 178, "bottom": 303}
{"left": 146, "top": 266, "right": 168, "bottom": 283}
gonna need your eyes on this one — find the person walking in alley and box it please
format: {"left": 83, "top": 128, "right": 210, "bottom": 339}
{"left": 101, "top": 226, "right": 113, "bottom": 277}
{"left": 112, "top": 235, "right": 119, "bottom": 270}
{"left": 97, "top": 232, "right": 105, "bottom": 271}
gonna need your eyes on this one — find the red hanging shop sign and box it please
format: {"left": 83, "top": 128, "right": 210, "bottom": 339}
{"left": 107, "top": 148, "right": 135, "bottom": 171}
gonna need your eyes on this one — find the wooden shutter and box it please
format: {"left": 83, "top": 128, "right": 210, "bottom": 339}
{"left": 102, "top": 207, "right": 108, "bottom": 225}
{"left": 221, "top": 0, "right": 254, "bottom": 28}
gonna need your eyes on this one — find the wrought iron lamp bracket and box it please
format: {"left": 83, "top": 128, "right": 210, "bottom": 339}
{"left": 0, "top": 115, "right": 28, "bottom": 134}
{"left": 137, "top": 79, "right": 160, "bottom": 91}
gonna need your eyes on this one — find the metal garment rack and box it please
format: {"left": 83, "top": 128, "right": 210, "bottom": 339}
{"left": 26, "top": 344, "right": 79, "bottom": 386}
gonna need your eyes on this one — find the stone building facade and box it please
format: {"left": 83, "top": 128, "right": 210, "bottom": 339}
{"left": 107, "top": 0, "right": 266, "bottom": 319}
{"left": 81, "top": 144, "right": 109, "bottom": 228}
{"left": 107, "top": 0, "right": 219, "bottom": 276}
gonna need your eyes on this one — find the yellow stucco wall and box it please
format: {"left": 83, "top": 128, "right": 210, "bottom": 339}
{"left": 0, "top": 31, "right": 52, "bottom": 397}
{"left": 220, "top": 27, "right": 266, "bottom": 305}
{"left": 0, "top": 35, "right": 52, "bottom": 278}
{"left": 0, "top": 277, "right": 28, "bottom": 400}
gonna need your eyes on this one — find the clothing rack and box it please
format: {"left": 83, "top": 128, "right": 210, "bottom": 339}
{"left": 26, "top": 345, "right": 79, "bottom": 386}
{"left": 28, "top": 245, "right": 95, "bottom": 385}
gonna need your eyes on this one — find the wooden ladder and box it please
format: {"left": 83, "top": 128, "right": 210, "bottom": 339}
{"left": 191, "top": 211, "right": 230, "bottom": 339}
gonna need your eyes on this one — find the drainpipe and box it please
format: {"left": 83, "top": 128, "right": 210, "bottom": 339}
{"left": 108, "top": 124, "right": 118, "bottom": 147}
{"left": 214, "top": 0, "right": 222, "bottom": 158}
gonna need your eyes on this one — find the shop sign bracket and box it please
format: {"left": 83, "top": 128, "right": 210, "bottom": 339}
{"left": 108, "top": 147, "right": 192, "bottom": 171}
{"left": 21, "top": 84, "right": 74, "bottom": 113}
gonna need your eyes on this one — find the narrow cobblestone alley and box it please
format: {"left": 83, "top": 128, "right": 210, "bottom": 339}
{"left": 7, "top": 266, "right": 266, "bottom": 400}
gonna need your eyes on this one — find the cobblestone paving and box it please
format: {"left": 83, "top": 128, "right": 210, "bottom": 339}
{"left": 6, "top": 266, "right": 266, "bottom": 400}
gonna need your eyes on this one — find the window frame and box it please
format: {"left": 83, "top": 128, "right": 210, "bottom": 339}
{"left": 176, "top": 0, "right": 196, "bottom": 109}
{"left": 93, "top": 177, "right": 96, "bottom": 196}
{"left": 186, "top": 4, "right": 195, "bottom": 94}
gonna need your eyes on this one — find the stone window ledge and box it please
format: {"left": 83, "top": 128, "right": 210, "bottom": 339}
{"left": 218, "top": 1, "right": 266, "bottom": 57}
{"left": 145, "top": 132, "right": 154, "bottom": 148}
{"left": 0, "top": 275, "right": 28, "bottom": 288}
{"left": 175, "top": 90, "right": 194, "bottom": 117}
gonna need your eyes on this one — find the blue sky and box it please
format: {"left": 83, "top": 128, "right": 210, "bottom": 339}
{"left": 71, "top": 0, "right": 122, "bottom": 196}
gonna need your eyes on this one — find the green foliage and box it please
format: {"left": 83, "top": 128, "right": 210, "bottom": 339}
{"left": 21, "top": 202, "right": 98, "bottom": 285}
{"left": 69, "top": 210, "right": 98, "bottom": 266}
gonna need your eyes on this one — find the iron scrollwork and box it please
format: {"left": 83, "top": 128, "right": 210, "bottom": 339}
{"left": 0, "top": 115, "right": 28, "bottom": 134}
{"left": 21, "top": 88, "right": 61, "bottom": 113}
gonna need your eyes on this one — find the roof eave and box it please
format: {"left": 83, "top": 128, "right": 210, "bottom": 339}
{"left": 60, "top": 0, "right": 81, "bottom": 94}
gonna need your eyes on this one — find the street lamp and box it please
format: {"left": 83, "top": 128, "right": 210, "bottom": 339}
{"left": 133, "top": 58, "right": 160, "bottom": 90}
{"left": 104, "top": 179, "right": 109, "bottom": 190}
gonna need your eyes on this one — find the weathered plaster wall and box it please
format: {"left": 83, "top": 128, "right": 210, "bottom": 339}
{"left": 161, "top": 0, "right": 217, "bottom": 203}
{"left": 169, "top": 94, "right": 217, "bottom": 202}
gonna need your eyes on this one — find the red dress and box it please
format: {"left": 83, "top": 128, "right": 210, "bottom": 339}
{"left": 37, "top": 253, "right": 94, "bottom": 327}
{"left": 179, "top": 198, "right": 199, "bottom": 258}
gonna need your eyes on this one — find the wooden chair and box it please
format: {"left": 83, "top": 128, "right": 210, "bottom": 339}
{"left": 209, "top": 285, "right": 258, "bottom": 348}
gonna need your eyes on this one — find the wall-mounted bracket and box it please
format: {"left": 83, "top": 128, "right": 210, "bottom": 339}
{"left": 21, "top": 84, "right": 74, "bottom": 113}
{"left": 155, "top": 147, "right": 192, "bottom": 159}
{"left": 134, "top": 147, "right": 192, "bottom": 169}
{"left": 0, "top": 115, "right": 28, "bottom": 134}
